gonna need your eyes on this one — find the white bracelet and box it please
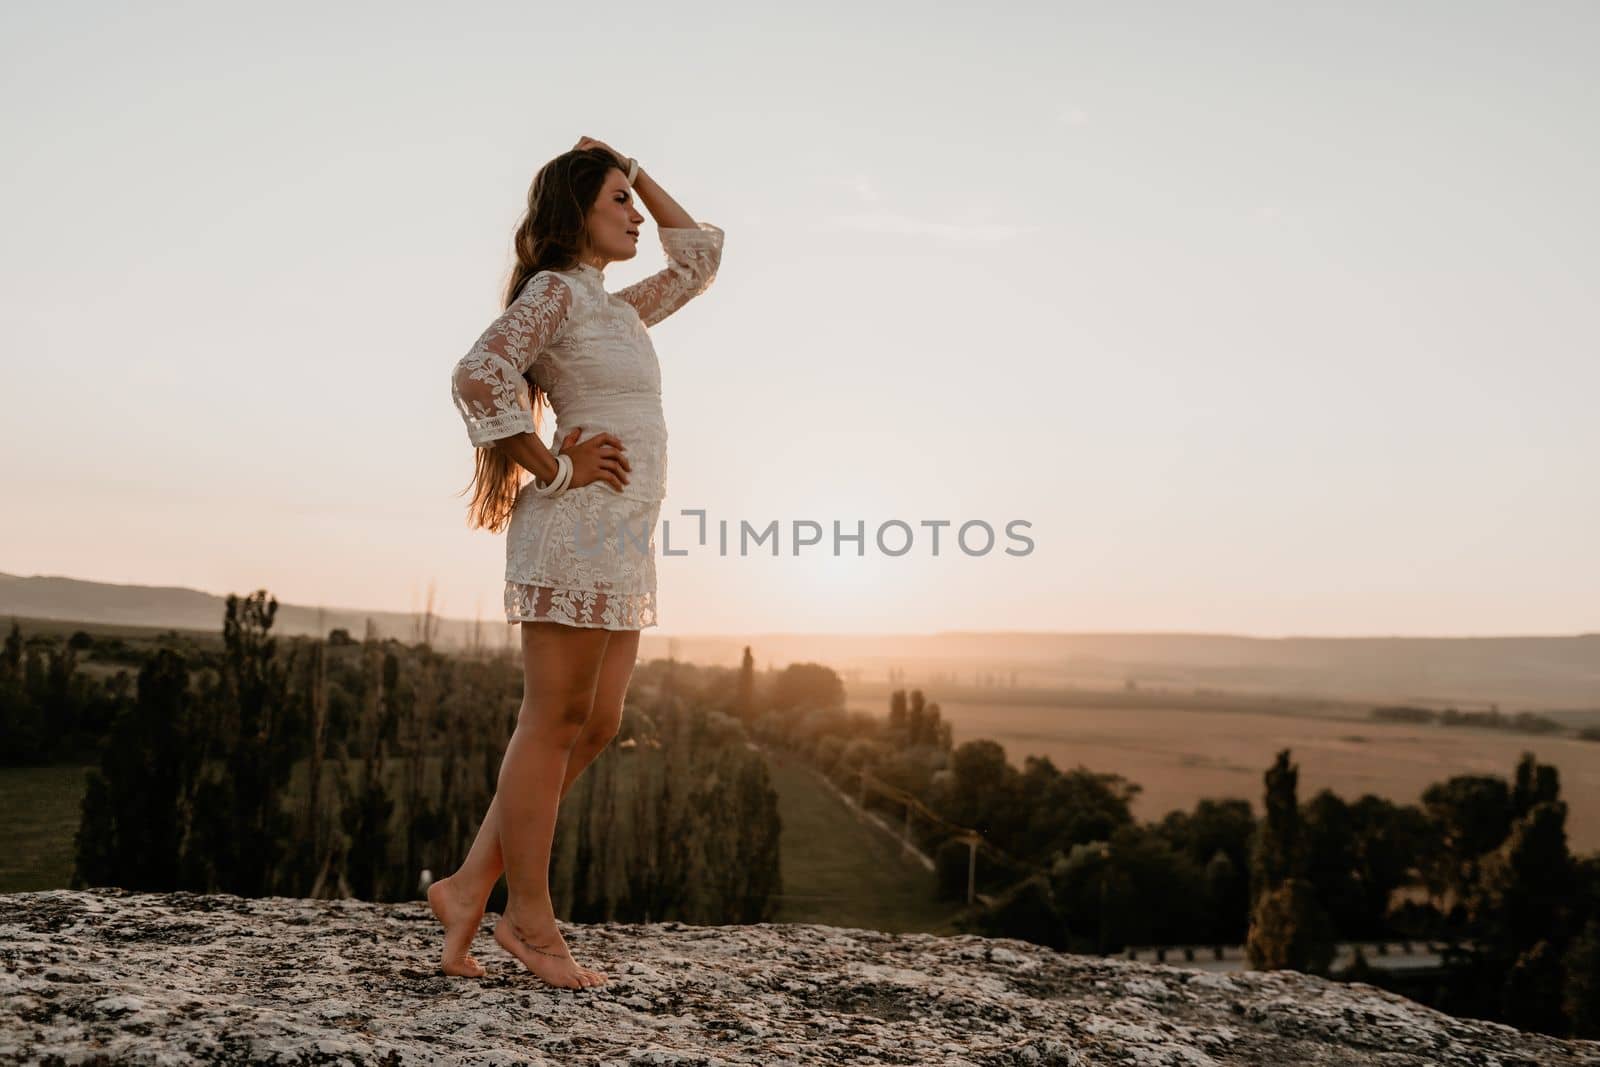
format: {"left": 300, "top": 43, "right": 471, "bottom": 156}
{"left": 625, "top": 157, "right": 639, "bottom": 186}
{"left": 532, "top": 453, "right": 572, "bottom": 498}
{"left": 548, "top": 454, "right": 572, "bottom": 496}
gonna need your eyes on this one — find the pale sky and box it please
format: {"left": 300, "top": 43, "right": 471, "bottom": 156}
{"left": 2, "top": 2, "right": 1596, "bottom": 637}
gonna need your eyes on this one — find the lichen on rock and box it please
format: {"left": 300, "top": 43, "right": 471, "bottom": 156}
{"left": 3, "top": 889, "right": 1598, "bottom": 1066}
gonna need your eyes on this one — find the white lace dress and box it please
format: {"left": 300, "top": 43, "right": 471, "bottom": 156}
{"left": 450, "top": 222, "right": 724, "bottom": 630}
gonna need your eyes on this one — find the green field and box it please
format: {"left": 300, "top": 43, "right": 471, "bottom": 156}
{"left": 762, "top": 748, "right": 963, "bottom": 935}
{"left": 0, "top": 763, "right": 91, "bottom": 892}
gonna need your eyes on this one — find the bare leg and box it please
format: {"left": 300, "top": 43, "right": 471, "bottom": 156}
{"left": 432, "top": 627, "right": 639, "bottom": 979}
{"left": 438, "top": 627, "right": 643, "bottom": 985}
{"left": 429, "top": 796, "right": 499, "bottom": 978}
{"left": 487, "top": 620, "right": 608, "bottom": 989}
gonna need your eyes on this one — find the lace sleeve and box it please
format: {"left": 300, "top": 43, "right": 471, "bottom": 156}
{"left": 450, "top": 271, "right": 574, "bottom": 447}
{"left": 616, "top": 222, "right": 724, "bottom": 328}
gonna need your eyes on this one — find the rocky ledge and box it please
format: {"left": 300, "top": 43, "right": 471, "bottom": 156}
{"left": 2, "top": 889, "right": 1596, "bottom": 1066}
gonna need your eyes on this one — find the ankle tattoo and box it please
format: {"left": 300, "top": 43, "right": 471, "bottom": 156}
{"left": 511, "top": 923, "right": 566, "bottom": 960}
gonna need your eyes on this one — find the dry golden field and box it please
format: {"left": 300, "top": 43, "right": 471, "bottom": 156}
{"left": 916, "top": 699, "right": 1600, "bottom": 854}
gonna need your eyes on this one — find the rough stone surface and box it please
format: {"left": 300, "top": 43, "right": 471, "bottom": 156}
{"left": 1, "top": 889, "right": 1595, "bottom": 1066}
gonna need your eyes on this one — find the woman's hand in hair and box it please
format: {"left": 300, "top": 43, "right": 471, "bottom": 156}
{"left": 561, "top": 427, "right": 632, "bottom": 493}
{"left": 573, "top": 136, "right": 627, "bottom": 170}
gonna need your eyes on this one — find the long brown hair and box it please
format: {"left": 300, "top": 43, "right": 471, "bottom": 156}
{"left": 461, "top": 148, "right": 623, "bottom": 532}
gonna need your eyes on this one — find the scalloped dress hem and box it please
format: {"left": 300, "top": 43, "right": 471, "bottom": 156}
{"left": 503, "top": 580, "right": 659, "bottom": 631}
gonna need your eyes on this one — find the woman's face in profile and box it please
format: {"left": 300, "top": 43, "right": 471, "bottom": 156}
{"left": 582, "top": 169, "right": 645, "bottom": 266}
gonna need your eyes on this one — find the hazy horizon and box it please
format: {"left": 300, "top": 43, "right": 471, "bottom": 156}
{"left": 3, "top": 3, "right": 1596, "bottom": 637}
{"left": 8, "top": 567, "right": 1600, "bottom": 642}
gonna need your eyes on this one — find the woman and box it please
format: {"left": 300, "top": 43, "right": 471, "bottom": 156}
{"left": 432, "top": 136, "right": 724, "bottom": 989}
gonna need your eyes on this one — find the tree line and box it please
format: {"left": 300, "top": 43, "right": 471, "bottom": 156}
{"left": 1371, "top": 703, "right": 1569, "bottom": 735}
{"left": 752, "top": 672, "right": 1600, "bottom": 1039}
{"left": 35, "top": 593, "right": 778, "bottom": 924}
{"left": 0, "top": 624, "right": 125, "bottom": 763}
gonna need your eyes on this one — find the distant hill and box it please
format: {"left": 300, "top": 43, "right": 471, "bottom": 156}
{"left": 0, "top": 571, "right": 491, "bottom": 650}
{"left": 2, "top": 571, "right": 1596, "bottom": 710}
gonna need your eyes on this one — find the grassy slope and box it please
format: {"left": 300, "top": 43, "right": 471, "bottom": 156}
{"left": 763, "top": 749, "right": 963, "bottom": 935}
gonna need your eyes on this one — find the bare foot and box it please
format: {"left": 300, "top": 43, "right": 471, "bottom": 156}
{"left": 427, "top": 876, "right": 487, "bottom": 978}
{"left": 493, "top": 909, "right": 609, "bottom": 990}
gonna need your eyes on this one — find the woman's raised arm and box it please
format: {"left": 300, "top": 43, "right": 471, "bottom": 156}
{"left": 616, "top": 220, "right": 725, "bottom": 328}
{"left": 575, "top": 145, "right": 725, "bottom": 328}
